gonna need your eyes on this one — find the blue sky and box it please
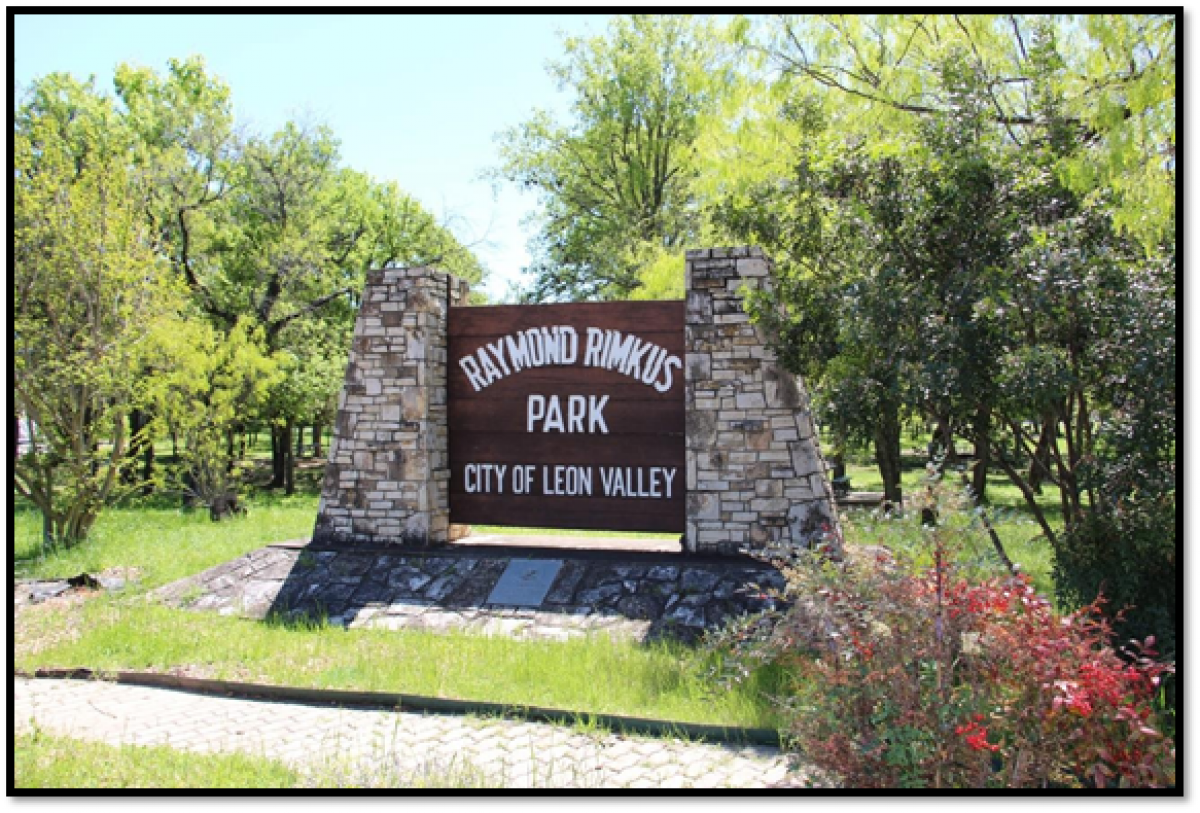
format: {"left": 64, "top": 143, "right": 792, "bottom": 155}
{"left": 13, "top": 11, "right": 614, "bottom": 300}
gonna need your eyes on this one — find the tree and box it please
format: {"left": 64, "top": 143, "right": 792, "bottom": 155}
{"left": 113, "top": 56, "right": 243, "bottom": 318}
{"left": 715, "top": 149, "right": 920, "bottom": 504}
{"left": 493, "top": 15, "right": 737, "bottom": 301}
{"left": 209, "top": 123, "right": 487, "bottom": 490}
{"left": 760, "top": 13, "right": 1175, "bottom": 250}
{"left": 13, "top": 74, "right": 185, "bottom": 547}
{"left": 719, "top": 16, "right": 1176, "bottom": 653}
{"left": 145, "top": 319, "right": 279, "bottom": 510}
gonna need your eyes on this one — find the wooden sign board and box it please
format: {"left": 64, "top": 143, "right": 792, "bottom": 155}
{"left": 448, "top": 301, "right": 685, "bottom": 533}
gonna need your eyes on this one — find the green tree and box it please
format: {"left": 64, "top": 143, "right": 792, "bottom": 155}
{"left": 114, "top": 56, "right": 241, "bottom": 302}
{"left": 718, "top": 21, "right": 1176, "bottom": 652}
{"left": 13, "top": 74, "right": 185, "bottom": 546}
{"left": 759, "top": 13, "right": 1175, "bottom": 250}
{"left": 493, "top": 14, "right": 737, "bottom": 301}
{"left": 145, "top": 319, "right": 279, "bottom": 509}
{"left": 716, "top": 149, "right": 919, "bottom": 504}
{"left": 211, "top": 123, "right": 487, "bottom": 490}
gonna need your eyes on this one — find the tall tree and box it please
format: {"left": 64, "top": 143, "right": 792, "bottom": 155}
{"left": 760, "top": 13, "right": 1175, "bottom": 250}
{"left": 114, "top": 56, "right": 242, "bottom": 304}
{"left": 493, "top": 14, "right": 736, "bottom": 301}
{"left": 719, "top": 15, "right": 1176, "bottom": 652}
{"left": 13, "top": 74, "right": 185, "bottom": 546}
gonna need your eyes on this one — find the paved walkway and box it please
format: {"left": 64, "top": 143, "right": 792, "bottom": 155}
{"left": 15, "top": 677, "right": 822, "bottom": 789}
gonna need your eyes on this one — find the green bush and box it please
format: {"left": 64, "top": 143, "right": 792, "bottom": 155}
{"left": 1053, "top": 492, "right": 1176, "bottom": 663}
{"left": 712, "top": 490, "right": 1175, "bottom": 789}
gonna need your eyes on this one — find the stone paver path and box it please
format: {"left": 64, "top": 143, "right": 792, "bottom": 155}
{"left": 15, "top": 678, "right": 821, "bottom": 789}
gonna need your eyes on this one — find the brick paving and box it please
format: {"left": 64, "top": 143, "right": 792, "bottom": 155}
{"left": 14, "top": 677, "right": 824, "bottom": 789}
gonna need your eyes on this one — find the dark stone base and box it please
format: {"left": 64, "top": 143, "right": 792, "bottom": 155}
{"left": 153, "top": 542, "right": 789, "bottom": 644}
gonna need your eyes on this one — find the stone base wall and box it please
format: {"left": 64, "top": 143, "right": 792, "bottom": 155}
{"left": 312, "top": 267, "right": 470, "bottom": 548}
{"left": 684, "top": 248, "right": 842, "bottom": 556}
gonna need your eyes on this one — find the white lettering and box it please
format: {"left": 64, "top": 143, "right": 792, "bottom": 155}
{"left": 559, "top": 326, "right": 579, "bottom": 364}
{"left": 527, "top": 394, "right": 608, "bottom": 434}
{"left": 459, "top": 357, "right": 488, "bottom": 392}
{"left": 605, "top": 331, "right": 636, "bottom": 371}
{"left": 526, "top": 328, "right": 545, "bottom": 365}
{"left": 505, "top": 332, "right": 530, "bottom": 372}
{"left": 456, "top": 325, "right": 683, "bottom": 392}
{"left": 567, "top": 395, "right": 587, "bottom": 433}
{"left": 655, "top": 355, "right": 682, "bottom": 393}
{"left": 542, "top": 395, "right": 565, "bottom": 432}
{"left": 477, "top": 348, "right": 503, "bottom": 386}
{"left": 621, "top": 336, "right": 650, "bottom": 379}
{"left": 542, "top": 465, "right": 594, "bottom": 496}
{"left": 583, "top": 327, "right": 605, "bottom": 367}
{"left": 588, "top": 395, "right": 610, "bottom": 434}
{"left": 640, "top": 346, "right": 665, "bottom": 386}
{"left": 526, "top": 394, "right": 546, "bottom": 432}
{"left": 661, "top": 467, "right": 677, "bottom": 498}
{"left": 486, "top": 340, "right": 511, "bottom": 376}
{"left": 464, "top": 463, "right": 507, "bottom": 494}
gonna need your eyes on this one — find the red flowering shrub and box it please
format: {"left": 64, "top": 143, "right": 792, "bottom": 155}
{"left": 715, "top": 502, "right": 1175, "bottom": 789}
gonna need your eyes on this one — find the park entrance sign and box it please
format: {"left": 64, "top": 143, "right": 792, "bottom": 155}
{"left": 448, "top": 302, "right": 685, "bottom": 533}
{"left": 312, "top": 247, "right": 842, "bottom": 557}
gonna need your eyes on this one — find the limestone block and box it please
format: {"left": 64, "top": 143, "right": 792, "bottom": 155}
{"left": 736, "top": 392, "right": 767, "bottom": 410}
{"left": 688, "top": 492, "right": 720, "bottom": 520}
{"left": 686, "top": 289, "right": 712, "bottom": 323}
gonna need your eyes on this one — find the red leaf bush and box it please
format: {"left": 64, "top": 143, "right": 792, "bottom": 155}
{"left": 714, "top": 496, "right": 1175, "bottom": 789}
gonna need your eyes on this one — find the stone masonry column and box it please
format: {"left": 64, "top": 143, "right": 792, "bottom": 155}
{"left": 312, "top": 267, "right": 470, "bottom": 548}
{"left": 684, "top": 247, "right": 842, "bottom": 557}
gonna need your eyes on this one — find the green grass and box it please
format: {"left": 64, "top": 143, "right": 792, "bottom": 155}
{"left": 14, "top": 493, "right": 320, "bottom": 587}
{"left": 17, "top": 598, "right": 788, "bottom": 728}
{"left": 13, "top": 729, "right": 501, "bottom": 788}
{"left": 14, "top": 447, "right": 1066, "bottom": 731}
{"left": 839, "top": 458, "right": 1062, "bottom": 600}
{"left": 15, "top": 730, "right": 303, "bottom": 789}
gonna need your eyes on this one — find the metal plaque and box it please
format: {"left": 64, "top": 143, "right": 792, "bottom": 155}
{"left": 486, "top": 559, "right": 564, "bottom": 607}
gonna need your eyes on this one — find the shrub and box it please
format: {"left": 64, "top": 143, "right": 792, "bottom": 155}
{"left": 1053, "top": 491, "right": 1176, "bottom": 664}
{"left": 713, "top": 492, "right": 1175, "bottom": 789}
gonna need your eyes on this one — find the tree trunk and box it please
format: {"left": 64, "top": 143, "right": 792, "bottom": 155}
{"left": 283, "top": 421, "right": 295, "bottom": 496}
{"left": 970, "top": 406, "right": 991, "bottom": 502}
{"left": 295, "top": 424, "right": 305, "bottom": 459}
{"left": 123, "top": 410, "right": 142, "bottom": 485}
{"left": 141, "top": 438, "right": 155, "bottom": 495}
{"left": 929, "top": 416, "right": 958, "bottom": 468}
{"left": 874, "top": 406, "right": 903, "bottom": 505}
{"left": 1028, "top": 415, "right": 1056, "bottom": 495}
{"left": 312, "top": 422, "right": 323, "bottom": 458}
{"left": 269, "top": 425, "right": 286, "bottom": 489}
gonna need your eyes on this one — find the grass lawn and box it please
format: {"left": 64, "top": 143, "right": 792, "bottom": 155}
{"left": 14, "top": 443, "right": 1065, "bottom": 731}
{"left": 14, "top": 491, "right": 788, "bottom": 730}
{"left": 14, "top": 731, "right": 303, "bottom": 789}
{"left": 839, "top": 457, "right": 1062, "bottom": 600}
{"left": 14, "top": 730, "right": 499, "bottom": 789}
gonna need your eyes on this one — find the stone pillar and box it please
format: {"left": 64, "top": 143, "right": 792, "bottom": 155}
{"left": 684, "top": 247, "right": 842, "bottom": 556}
{"left": 312, "top": 267, "right": 470, "bottom": 548}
